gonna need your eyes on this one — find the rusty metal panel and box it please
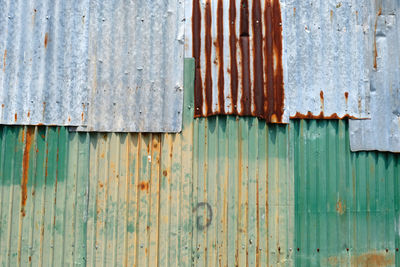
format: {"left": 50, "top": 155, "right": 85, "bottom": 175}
{"left": 79, "top": 0, "right": 185, "bottom": 132}
{"left": 186, "top": 0, "right": 285, "bottom": 122}
{"left": 293, "top": 119, "right": 400, "bottom": 267}
{"left": 0, "top": 0, "right": 90, "bottom": 126}
{"left": 0, "top": 59, "right": 294, "bottom": 266}
{"left": 350, "top": 1, "right": 400, "bottom": 152}
{"left": 185, "top": 0, "right": 372, "bottom": 123}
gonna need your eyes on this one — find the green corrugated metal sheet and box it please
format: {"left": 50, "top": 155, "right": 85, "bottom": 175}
{"left": 293, "top": 119, "right": 400, "bottom": 267}
{"left": 0, "top": 59, "right": 294, "bottom": 266}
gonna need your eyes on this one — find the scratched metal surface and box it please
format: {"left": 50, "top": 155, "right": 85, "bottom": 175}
{"left": 0, "top": 0, "right": 184, "bottom": 132}
{"left": 0, "top": 59, "right": 294, "bottom": 266}
{"left": 350, "top": 1, "right": 400, "bottom": 152}
{"left": 185, "top": 0, "right": 372, "bottom": 122}
{"left": 0, "top": 0, "right": 90, "bottom": 126}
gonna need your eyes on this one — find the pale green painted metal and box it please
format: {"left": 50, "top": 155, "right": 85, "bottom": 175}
{"left": 0, "top": 58, "right": 294, "bottom": 266}
{"left": 293, "top": 119, "right": 400, "bottom": 267}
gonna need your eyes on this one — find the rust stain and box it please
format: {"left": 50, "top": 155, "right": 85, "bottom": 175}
{"left": 81, "top": 112, "right": 84, "bottom": 121}
{"left": 193, "top": 0, "right": 203, "bottom": 117}
{"left": 163, "top": 170, "right": 168, "bottom": 176}
{"left": 229, "top": 0, "right": 238, "bottom": 113}
{"left": 216, "top": 0, "right": 225, "bottom": 113}
{"left": 252, "top": 0, "right": 264, "bottom": 117}
{"left": 204, "top": 0, "right": 213, "bottom": 115}
{"left": 3, "top": 49, "right": 6, "bottom": 71}
{"left": 44, "top": 32, "right": 49, "bottom": 48}
{"left": 326, "top": 251, "right": 394, "bottom": 267}
{"left": 290, "top": 111, "right": 360, "bottom": 120}
{"left": 373, "top": 7, "right": 382, "bottom": 70}
{"left": 320, "top": 90, "right": 324, "bottom": 110}
{"left": 27, "top": 111, "right": 30, "bottom": 118}
{"left": 138, "top": 181, "right": 149, "bottom": 192}
{"left": 293, "top": 7, "right": 296, "bottom": 16}
{"left": 335, "top": 199, "right": 345, "bottom": 215}
{"left": 240, "top": 0, "right": 251, "bottom": 115}
{"left": 344, "top": 91, "right": 349, "bottom": 104}
{"left": 14, "top": 113, "right": 17, "bottom": 122}
{"left": 1, "top": 104, "right": 4, "bottom": 108}
{"left": 21, "top": 127, "right": 34, "bottom": 216}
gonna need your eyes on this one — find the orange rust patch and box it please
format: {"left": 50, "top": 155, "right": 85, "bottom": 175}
{"left": 336, "top": 199, "right": 345, "bottom": 215}
{"left": 81, "top": 112, "right": 84, "bottom": 121}
{"left": 68, "top": 116, "right": 71, "bottom": 122}
{"left": 14, "top": 113, "right": 17, "bottom": 122}
{"left": 21, "top": 127, "right": 34, "bottom": 216}
{"left": 138, "top": 181, "right": 149, "bottom": 192}
{"left": 3, "top": 49, "right": 6, "bottom": 71}
{"left": 27, "top": 111, "right": 30, "bottom": 118}
{"left": 1, "top": 104, "right": 4, "bottom": 108}
{"left": 163, "top": 170, "right": 168, "bottom": 176}
{"left": 320, "top": 90, "right": 324, "bottom": 110}
{"left": 99, "top": 182, "right": 103, "bottom": 188}
{"left": 44, "top": 33, "right": 49, "bottom": 48}
{"left": 290, "top": 111, "right": 360, "bottom": 120}
{"left": 326, "top": 251, "right": 394, "bottom": 267}
{"left": 344, "top": 91, "right": 349, "bottom": 102}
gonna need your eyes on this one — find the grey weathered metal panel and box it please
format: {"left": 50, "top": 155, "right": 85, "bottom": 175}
{"left": 350, "top": 1, "right": 400, "bottom": 152}
{"left": 79, "top": 0, "right": 185, "bottom": 132}
{"left": 0, "top": 0, "right": 184, "bottom": 132}
{"left": 282, "top": 0, "right": 371, "bottom": 120}
{"left": 0, "top": 0, "right": 90, "bottom": 126}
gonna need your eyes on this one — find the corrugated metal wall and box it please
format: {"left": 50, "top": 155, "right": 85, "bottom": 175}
{"left": 0, "top": 59, "right": 294, "bottom": 266}
{"left": 293, "top": 119, "right": 400, "bottom": 267}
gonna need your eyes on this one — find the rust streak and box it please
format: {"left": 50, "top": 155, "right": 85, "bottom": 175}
{"left": 3, "top": 49, "right": 6, "bottom": 71}
{"left": 44, "top": 32, "right": 48, "bottom": 48}
{"left": 264, "top": 1, "right": 274, "bottom": 121}
{"left": 290, "top": 111, "right": 360, "bottom": 120}
{"left": 229, "top": 0, "right": 238, "bottom": 113}
{"left": 14, "top": 113, "right": 17, "bottom": 122}
{"left": 344, "top": 91, "right": 349, "bottom": 105}
{"left": 320, "top": 90, "right": 324, "bottom": 110}
{"left": 240, "top": 0, "right": 251, "bottom": 114}
{"left": 21, "top": 127, "right": 34, "bottom": 216}
{"left": 217, "top": 0, "right": 225, "bottom": 113}
{"left": 193, "top": 0, "right": 203, "bottom": 117}
{"left": 373, "top": 7, "right": 382, "bottom": 70}
{"left": 205, "top": 0, "right": 213, "bottom": 115}
{"left": 252, "top": 0, "right": 264, "bottom": 116}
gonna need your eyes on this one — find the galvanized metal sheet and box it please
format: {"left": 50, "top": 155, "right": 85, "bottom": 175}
{"left": 185, "top": 0, "right": 372, "bottom": 123}
{"left": 350, "top": 1, "right": 400, "bottom": 152}
{"left": 284, "top": 0, "right": 371, "bottom": 120}
{"left": 79, "top": 0, "right": 185, "bottom": 132}
{"left": 0, "top": 0, "right": 90, "bottom": 126}
{"left": 293, "top": 119, "right": 400, "bottom": 267}
{"left": 0, "top": 59, "right": 294, "bottom": 266}
{"left": 0, "top": 0, "right": 184, "bottom": 132}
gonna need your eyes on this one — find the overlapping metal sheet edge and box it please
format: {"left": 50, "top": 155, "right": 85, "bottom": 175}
{"left": 293, "top": 119, "right": 400, "bottom": 267}
{"left": 0, "top": 0, "right": 184, "bottom": 132}
{"left": 350, "top": 1, "right": 400, "bottom": 153}
{"left": 0, "top": 59, "right": 294, "bottom": 266}
{"left": 185, "top": 0, "right": 371, "bottom": 123}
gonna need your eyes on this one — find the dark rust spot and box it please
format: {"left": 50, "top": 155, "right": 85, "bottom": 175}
{"left": 21, "top": 127, "right": 34, "bottom": 216}
{"left": 44, "top": 33, "right": 49, "bottom": 48}
{"left": 163, "top": 170, "right": 168, "bottom": 176}
{"left": 99, "top": 182, "right": 103, "bottom": 188}
{"left": 138, "top": 181, "right": 149, "bottom": 192}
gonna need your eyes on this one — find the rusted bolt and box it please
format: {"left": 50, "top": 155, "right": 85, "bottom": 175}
{"left": 297, "top": 248, "right": 300, "bottom": 251}
{"left": 317, "top": 248, "right": 320, "bottom": 252}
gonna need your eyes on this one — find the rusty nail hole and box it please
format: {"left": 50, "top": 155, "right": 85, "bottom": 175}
{"left": 386, "top": 248, "right": 388, "bottom": 253}
{"left": 317, "top": 248, "right": 320, "bottom": 252}
{"left": 346, "top": 248, "right": 349, "bottom": 251}
{"left": 297, "top": 248, "right": 300, "bottom": 251}
{"left": 396, "top": 248, "right": 399, "bottom": 252}
{"left": 278, "top": 247, "right": 281, "bottom": 253}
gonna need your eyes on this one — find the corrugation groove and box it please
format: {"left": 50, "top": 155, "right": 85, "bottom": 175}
{"left": 293, "top": 119, "right": 400, "bottom": 267}
{"left": 190, "top": 0, "right": 285, "bottom": 122}
{"left": 0, "top": 59, "right": 294, "bottom": 266}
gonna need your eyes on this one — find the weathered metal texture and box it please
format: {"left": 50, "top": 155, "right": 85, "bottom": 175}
{"left": 185, "top": 0, "right": 372, "bottom": 123}
{"left": 79, "top": 0, "right": 185, "bottom": 132}
{"left": 186, "top": 0, "right": 285, "bottom": 122}
{"left": 0, "top": 0, "right": 90, "bottom": 126}
{"left": 349, "top": 1, "right": 400, "bottom": 152}
{"left": 293, "top": 119, "right": 400, "bottom": 267}
{"left": 0, "top": 0, "right": 184, "bottom": 132}
{"left": 284, "top": 0, "right": 371, "bottom": 120}
{"left": 0, "top": 59, "right": 294, "bottom": 266}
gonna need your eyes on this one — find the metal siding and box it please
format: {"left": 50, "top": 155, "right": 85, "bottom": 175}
{"left": 0, "top": 59, "right": 294, "bottom": 266}
{"left": 350, "top": 1, "right": 400, "bottom": 152}
{"left": 0, "top": 0, "right": 184, "bottom": 132}
{"left": 284, "top": 0, "right": 371, "bottom": 120}
{"left": 0, "top": 0, "right": 90, "bottom": 126}
{"left": 293, "top": 119, "right": 400, "bottom": 267}
{"left": 80, "top": 0, "right": 185, "bottom": 132}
